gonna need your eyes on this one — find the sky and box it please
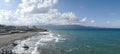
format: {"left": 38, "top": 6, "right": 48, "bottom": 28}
{"left": 0, "top": 0, "right": 120, "bottom": 28}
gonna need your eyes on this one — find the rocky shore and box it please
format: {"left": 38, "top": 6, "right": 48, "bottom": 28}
{"left": 0, "top": 25, "right": 47, "bottom": 54}
{"left": 0, "top": 32, "right": 39, "bottom": 54}
{"left": 0, "top": 32, "right": 38, "bottom": 48}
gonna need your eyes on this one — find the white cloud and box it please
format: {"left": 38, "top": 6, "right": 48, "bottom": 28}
{"left": 80, "top": 17, "right": 87, "bottom": 23}
{"left": 0, "top": 10, "right": 17, "bottom": 25}
{"left": 90, "top": 20, "right": 96, "bottom": 24}
{"left": 12, "top": 0, "right": 81, "bottom": 26}
{"left": 0, "top": 10, "right": 79, "bottom": 26}
{"left": 16, "top": 0, "right": 58, "bottom": 14}
{"left": 4, "top": 0, "right": 10, "bottom": 3}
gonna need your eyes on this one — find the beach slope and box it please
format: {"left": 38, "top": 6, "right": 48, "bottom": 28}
{"left": 0, "top": 32, "right": 37, "bottom": 48}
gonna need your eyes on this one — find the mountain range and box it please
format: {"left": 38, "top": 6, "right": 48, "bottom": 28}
{"left": 37, "top": 25, "right": 119, "bottom": 30}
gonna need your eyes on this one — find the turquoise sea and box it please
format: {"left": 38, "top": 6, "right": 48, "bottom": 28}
{"left": 12, "top": 29, "right": 120, "bottom": 54}
{"left": 51, "top": 29, "right": 120, "bottom": 54}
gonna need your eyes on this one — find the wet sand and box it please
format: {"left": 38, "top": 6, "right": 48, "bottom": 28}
{"left": 0, "top": 32, "right": 37, "bottom": 48}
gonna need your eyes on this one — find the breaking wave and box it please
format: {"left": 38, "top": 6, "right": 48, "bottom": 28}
{"left": 12, "top": 31, "right": 65, "bottom": 54}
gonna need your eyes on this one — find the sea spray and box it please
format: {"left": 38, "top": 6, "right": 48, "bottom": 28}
{"left": 12, "top": 31, "right": 65, "bottom": 54}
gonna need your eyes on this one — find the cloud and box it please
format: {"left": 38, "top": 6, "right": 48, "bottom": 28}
{"left": 0, "top": 10, "right": 79, "bottom": 26}
{"left": 4, "top": 0, "right": 10, "bottom": 3}
{"left": 90, "top": 20, "right": 96, "bottom": 24}
{"left": 16, "top": 0, "right": 58, "bottom": 14}
{"left": 13, "top": 0, "right": 81, "bottom": 26}
{"left": 80, "top": 17, "right": 87, "bottom": 23}
{"left": 0, "top": 10, "right": 17, "bottom": 25}
{"left": 17, "top": 10, "right": 79, "bottom": 25}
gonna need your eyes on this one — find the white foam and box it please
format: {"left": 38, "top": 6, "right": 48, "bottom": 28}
{"left": 58, "top": 34, "right": 61, "bottom": 37}
{"left": 31, "top": 47, "right": 41, "bottom": 54}
{"left": 12, "top": 31, "right": 65, "bottom": 54}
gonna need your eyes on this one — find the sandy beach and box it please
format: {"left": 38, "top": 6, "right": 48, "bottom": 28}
{"left": 0, "top": 32, "right": 37, "bottom": 48}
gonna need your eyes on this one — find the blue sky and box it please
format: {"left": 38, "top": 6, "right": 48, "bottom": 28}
{"left": 55, "top": 0, "right": 120, "bottom": 26}
{"left": 0, "top": 0, "right": 120, "bottom": 28}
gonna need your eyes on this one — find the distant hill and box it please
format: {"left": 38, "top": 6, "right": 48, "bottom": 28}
{"left": 36, "top": 25, "right": 105, "bottom": 30}
{"left": 37, "top": 25, "right": 120, "bottom": 30}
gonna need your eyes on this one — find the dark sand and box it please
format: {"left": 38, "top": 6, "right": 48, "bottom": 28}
{"left": 0, "top": 32, "right": 37, "bottom": 48}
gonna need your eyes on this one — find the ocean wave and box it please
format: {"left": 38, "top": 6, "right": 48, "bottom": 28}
{"left": 12, "top": 31, "right": 65, "bottom": 54}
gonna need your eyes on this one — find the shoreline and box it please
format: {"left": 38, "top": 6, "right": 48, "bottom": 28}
{"left": 0, "top": 32, "right": 38, "bottom": 48}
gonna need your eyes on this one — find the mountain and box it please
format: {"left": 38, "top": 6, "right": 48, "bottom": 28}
{"left": 37, "top": 25, "right": 120, "bottom": 30}
{"left": 36, "top": 25, "right": 107, "bottom": 30}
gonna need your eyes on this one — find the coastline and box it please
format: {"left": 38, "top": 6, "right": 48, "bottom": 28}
{"left": 0, "top": 24, "right": 48, "bottom": 54}
{"left": 0, "top": 32, "right": 38, "bottom": 48}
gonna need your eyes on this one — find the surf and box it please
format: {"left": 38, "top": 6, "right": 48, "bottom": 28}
{"left": 12, "top": 31, "right": 65, "bottom": 54}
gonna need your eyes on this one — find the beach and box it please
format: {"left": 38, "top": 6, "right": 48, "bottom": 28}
{"left": 0, "top": 32, "right": 37, "bottom": 48}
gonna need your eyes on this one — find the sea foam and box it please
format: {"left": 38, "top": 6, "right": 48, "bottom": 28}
{"left": 12, "top": 31, "right": 65, "bottom": 54}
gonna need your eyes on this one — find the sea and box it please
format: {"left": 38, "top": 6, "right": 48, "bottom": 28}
{"left": 12, "top": 29, "right": 120, "bottom": 54}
